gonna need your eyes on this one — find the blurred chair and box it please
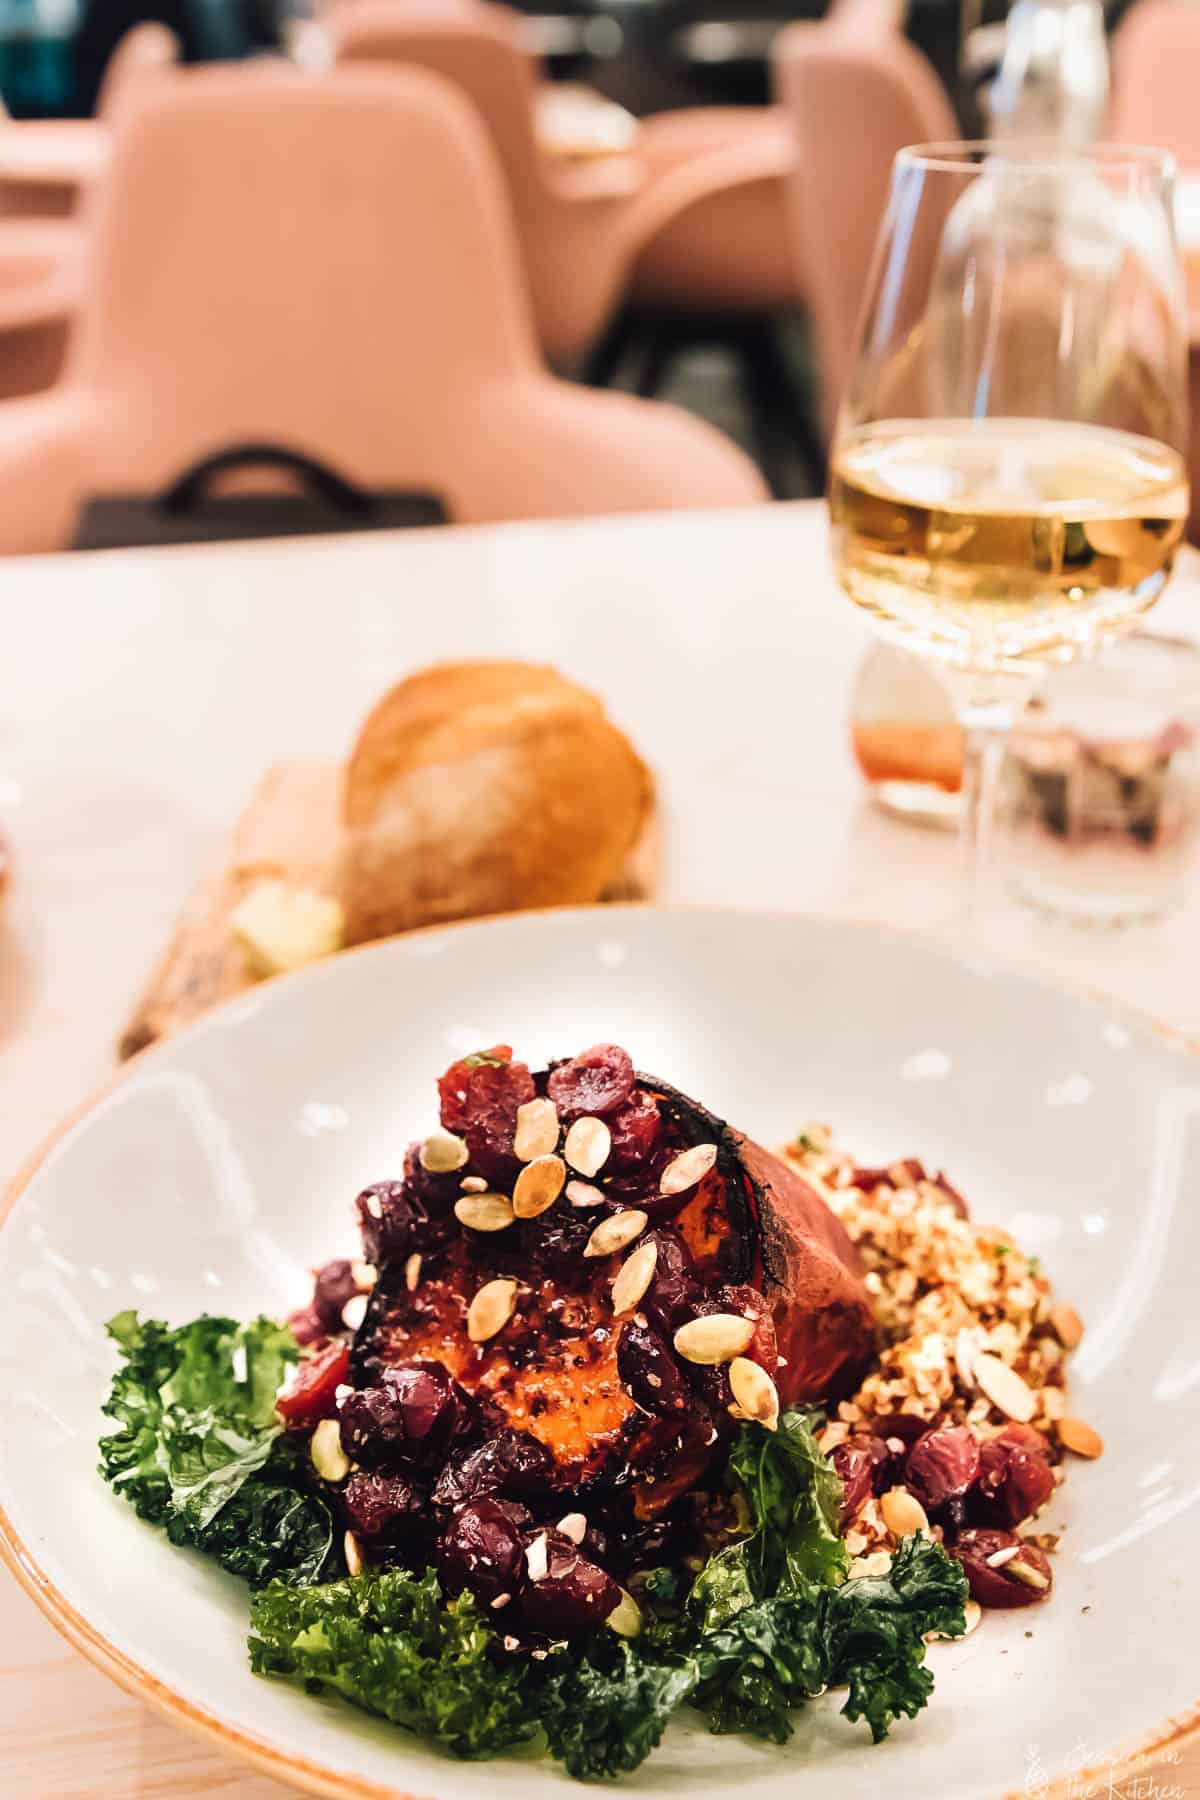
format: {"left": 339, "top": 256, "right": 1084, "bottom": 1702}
{"left": 775, "top": 19, "right": 956, "bottom": 440}
{"left": 1110, "top": 0, "right": 1200, "bottom": 164}
{"left": 334, "top": 3, "right": 642, "bottom": 361}
{"left": 0, "top": 23, "right": 178, "bottom": 220}
{"left": 0, "top": 66, "right": 764, "bottom": 554}
{"left": 96, "top": 21, "right": 181, "bottom": 125}
{"left": 586, "top": 0, "right": 910, "bottom": 496}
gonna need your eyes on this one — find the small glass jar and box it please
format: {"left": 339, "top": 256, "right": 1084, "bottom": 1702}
{"left": 1000, "top": 632, "right": 1200, "bottom": 924}
{"left": 850, "top": 642, "right": 963, "bottom": 828}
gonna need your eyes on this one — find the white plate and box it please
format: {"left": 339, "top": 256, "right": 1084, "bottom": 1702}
{"left": 2, "top": 907, "right": 1197, "bottom": 1799}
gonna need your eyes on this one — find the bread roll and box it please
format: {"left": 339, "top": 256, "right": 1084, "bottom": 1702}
{"left": 339, "top": 661, "right": 652, "bottom": 944}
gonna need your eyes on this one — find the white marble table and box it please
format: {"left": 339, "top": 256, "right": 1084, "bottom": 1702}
{"left": 1, "top": 499, "right": 1198, "bottom": 1796}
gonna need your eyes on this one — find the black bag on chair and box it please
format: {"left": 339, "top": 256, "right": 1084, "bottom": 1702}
{"left": 73, "top": 444, "right": 449, "bottom": 550}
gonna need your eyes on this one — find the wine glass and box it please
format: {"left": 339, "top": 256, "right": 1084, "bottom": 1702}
{"left": 828, "top": 142, "right": 1190, "bottom": 904}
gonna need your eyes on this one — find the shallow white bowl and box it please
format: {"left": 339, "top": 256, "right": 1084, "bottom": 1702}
{"left": 2, "top": 908, "right": 1198, "bottom": 1799}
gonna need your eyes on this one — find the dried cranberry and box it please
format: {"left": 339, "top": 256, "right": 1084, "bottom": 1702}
{"left": 432, "top": 1430, "right": 554, "bottom": 1511}
{"left": 934, "top": 1171, "right": 969, "bottom": 1219}
{"left": 547, "top": 1045, "right": 635, "bottom": 1120}
{"left": 717, "top": 1283, "right": 778, "bottom": 1376}
{"left": 832, "top": 1436, "right": 890, "bottom": 1527}
{"left": 907, "top": 1426, "right": 981, "bottom": 1509}
{"left": 971, "top": 1435, "right": 1055, "bottom": 1529}
{"left": 356, "top": 1180, "right": 426, "bottom": 1265}
{"left": 521, "top": 1208, "right": 592, "bottom": 1277}
{"left": 868, "top": 1411, "right": 931, "bottom": 1448}
{"left": 952, "top": 1528, "right": 1053, "bottom": 1608}
{"left": 618, "top": 1319, "right": 690, "bottom": 1415}
{"left": 437, "top": 1497, "right": 530, "bottom": 1607}
{"left": 342, "top": 1470, "right": 424, "bottom": 1543}
{"left": 275, "top": 1340, "right": 349, "bottom": 1426}
{"left": 400, "top": 1142, "right": 462, "bottom": 1214}
{"left": 639, "top": 1228, "right": 699, "bottom": 1334}
{"left": 851, "top": 1168, "right": 893, "bottom": 1192}
{"left": 437, "top": 1046, "right": 515, "bottom": 1129}
{"left": 519, "top": 1529, "right": 621, "bottom": 1636}
{"left": 312, "top": 1259, "right": 361, "bottom": 1333}
{"left": 340, "top": 1362, "right": 475, "bottom": 1469}
{"left": 607, "top": 1090, "right": 663, "bottom": 1173}
{"left": 437, "top": 1057, "right": 536, "bottom": 1184}
{"left": 287, "top": 1305, "right": 327, "bottom": 1349}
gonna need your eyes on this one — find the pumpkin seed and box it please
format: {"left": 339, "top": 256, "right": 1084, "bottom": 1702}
{"left": 673, "top": 1313, "right": 756, "bottom": 1365}
{"left": 564, "top": 1115, "right": 611, "bottom": 1178}
{"left": 611, "top": 1241, "right": 658, "bottom": 1315}
{"left": 583, "top": 1209, "right": 647, "bottom": 1258}
{"left": 455, "top": 1192, "right": 516, "bottom": 1232}
{"left": 660, "top": 1143, "right": 718, "bottom": 1196}
{"left": 467, "top": 1277, "right": 518, "bottom": 1343}
{"left": 606, "top": 1587, "right": 642, "bottom": 1638}
{"left": 513, "top": 1154, "right": 566, "bottom": 1219}
{"left": 420, "top": 1130, "right": 469, "bottom": 1173}
{"left": 879, "top": 1487, "right": 929, "bottom": 1537}
{"left": 310, "top": 1418, "right": 349, "bottom": 1483}
{"left": 728, "top": 1355, "right": 780, "bottom": 1430}
{"left": 514, "top": 1097, "right": 560, "bottom": 1162}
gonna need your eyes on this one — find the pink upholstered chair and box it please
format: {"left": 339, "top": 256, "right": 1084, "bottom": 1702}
{"left": 774, "top": 20, "right": 957, "bottom": 441}
{"left": 334, "top": 3, "right": 642, "bottom": 361}
{"left": 0, "top": 66, "right": 763, "bottom": 554}
{"left": 1111, "top": 0, "right": 1200, "bottom": 165}
{"left": 96, "top": 21, "right": 180, "bottom": 124}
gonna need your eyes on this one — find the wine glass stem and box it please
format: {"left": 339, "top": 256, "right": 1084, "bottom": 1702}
{"left": 957, "top": 697, "right": 1014, "bottom": 917}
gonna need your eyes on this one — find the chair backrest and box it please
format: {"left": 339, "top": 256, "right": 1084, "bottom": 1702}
{"left": 335, "top": 4, "right": 545, "bottom": 212}
{"left": 67, "top": 64, "right": 537, "bottom": 494}
{"left": 774, "top": 19, "right": 956, "bottom": 439}
{"left": 95, "top": 21, "right": 180, "bottom": 124}
{"left": 1111, "top": 0, "right": 1200, "bottom": 165}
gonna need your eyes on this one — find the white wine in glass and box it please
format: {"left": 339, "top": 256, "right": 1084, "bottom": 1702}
{"left": 830, "top": 143, "right": 1190, "bottom": 900}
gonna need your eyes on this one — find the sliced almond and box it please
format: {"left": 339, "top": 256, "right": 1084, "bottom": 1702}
{"left": 1057, "top": 1416, "right": 1103, "bottom": 1459}
{"left": 460, "top": 1175, "right": 488, "bottom": 1194}
{"left": 1050, "top": 1303, "right": 1085, "bottom": 1349}
{"left": 660, "top": 1142, "right": 718, "bottom": 1196}
{"left": 673, "top": 1313, "right": 756, "bottom": 1366}
{"left": 344, "top": 1529, "right": 364, "bottom": 1577}
{"left": 611, "top": 1240, "right": 658, "bottom": 1315}
{"left": 467, "top": 1277, "right": 518, "bottom": 1343}
{"left": 566, "top": 1180, "right": 606, "bottom": 1208}
{"left": 606, "top": 1587, "right": 642, "bottom": 1638}
{"left": 351, "top": 1260, "right": 377, "bottom": 1290}
{"left": 583, "top": 1208, "right": 647, "bottom": 1258}
{"left": 513, "top": 1153, "right": 566, "bottom": 1220}
{"left": 557, "top": 1512, "right": 587, "bottom": 1545}
{"left": 455, "top": 1191, "right": 516, "bottom": 1233}
{"left": 879, "top": 1486, "right": 929, "bottom": 1537}
{"left": 986, "top": 1544, "right": 1020, "bottom": 1569}
{"left": 341, "top": 1294, "right": 368, "bottom": 1331}
{"left": 363, "top": 1193, "right": 383, "bottom": 1220}
{"left": 973, "top": 1351, "right": 1036, "bottom": 1423}
{"left": 962, "top": 1598, "right": 982, "bottom": 1635}
{"left": 1007, "top": 1559, "right": 1050, "bottom": 1591}
{"left": 420, "top": 1130, "right": 469, "bottom": 1173}
{"left": 564, "top": 1115, "right": 611, "bottom": 1178}
{"left": 310, "top": 1417, "right": 350, "bottom": 1483}
{"left": 404, "top": 1252, "right": 422, "bottom": 1293}
{"left": 728, "top": 1356, "right": 780, "bottom": 1430}
{"left": 954, "top": 1327, "right": 979, "bottom": 1390}
{"left": 514, "top": 1097, "right": 560, "bottom": 1163}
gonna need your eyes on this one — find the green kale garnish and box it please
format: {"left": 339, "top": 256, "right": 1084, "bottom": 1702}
{"left": 98, "top": 1310, "right": 333, "bottom": 1586}
{"left": 249, "top": 1569, "right": 535, "bottom": 1759}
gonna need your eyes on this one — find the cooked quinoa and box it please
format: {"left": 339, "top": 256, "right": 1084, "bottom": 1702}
{"left": 778, "top": 1125, "right": 1097, "bottom": 1580}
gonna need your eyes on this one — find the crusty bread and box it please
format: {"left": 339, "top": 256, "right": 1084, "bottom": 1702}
{"left": 339, "top": 661, "right": 653, "bottom": 944}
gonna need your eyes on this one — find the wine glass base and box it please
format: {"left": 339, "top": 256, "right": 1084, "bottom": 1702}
{"left": 870, "top": 779, "right": 962, "bottom": 831}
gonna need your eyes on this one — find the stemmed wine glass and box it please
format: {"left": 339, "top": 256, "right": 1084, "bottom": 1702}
{"left": 829, "top": 142, "right": 1190, "bottom": 902}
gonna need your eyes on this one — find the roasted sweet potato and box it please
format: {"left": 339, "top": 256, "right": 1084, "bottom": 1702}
{"left": 347, "top": 1049, "right": 875, "bottom": 1518}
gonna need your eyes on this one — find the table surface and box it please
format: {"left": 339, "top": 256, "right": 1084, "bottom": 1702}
{"left": 2, "top": 499, "right": 1199, "bottom": 1796}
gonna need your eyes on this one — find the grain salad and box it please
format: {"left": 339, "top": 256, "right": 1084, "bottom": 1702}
{"left": 780, "top": 1124, "right": 1102, "bottom": 1599}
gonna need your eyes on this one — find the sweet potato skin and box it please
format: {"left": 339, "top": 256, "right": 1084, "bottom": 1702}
{"left": 732, "top": 1132, "right": 876, "bottom": 1405}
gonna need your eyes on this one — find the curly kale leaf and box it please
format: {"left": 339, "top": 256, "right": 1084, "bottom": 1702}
{"left": 249, "top": 1570, "right": 536, "bottom": 1760}
{"left": 98, "top": 1311, "right": 333, "bottom": 1586}
{"left": 535, "top": 1637, "right": 698, "bottom": 1781}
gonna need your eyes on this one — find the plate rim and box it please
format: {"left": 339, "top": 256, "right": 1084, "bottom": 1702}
{"left": 2, "top": 901, "right": 1199, "bottom": 1800}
